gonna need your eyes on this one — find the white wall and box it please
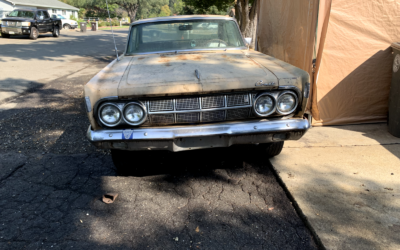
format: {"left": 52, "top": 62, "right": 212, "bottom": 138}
{"left": 0, "top": 0, "right": 13, "bottom": 18}
{"left": 0, "top": 1, "right": 78, "bottom": 20}
{"left": 51, "top": 9, "right": 78, "bottom": 19}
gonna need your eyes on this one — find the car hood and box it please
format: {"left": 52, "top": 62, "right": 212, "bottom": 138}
{"left": 117, "top": 51, "right": 288, "bottom": 97}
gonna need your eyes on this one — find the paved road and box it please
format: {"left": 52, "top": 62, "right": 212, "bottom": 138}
{"left": 0, "top": 31, "right": 317, "bottom": 249}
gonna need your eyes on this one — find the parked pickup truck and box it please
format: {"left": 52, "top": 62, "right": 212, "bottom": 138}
{"left": 51, "top": 14, "right": 78, "bottom": 30}
{"left": 0, "top": 9, "right": 61, "bottom": 40}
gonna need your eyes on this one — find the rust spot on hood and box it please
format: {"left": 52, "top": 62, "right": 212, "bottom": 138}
{"left": 177, "top": 55, "right": 188, "bottom": 60}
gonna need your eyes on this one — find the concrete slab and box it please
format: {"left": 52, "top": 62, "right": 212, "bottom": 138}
{"left": 271, "top": 123, "right": 400, "bottom": 250}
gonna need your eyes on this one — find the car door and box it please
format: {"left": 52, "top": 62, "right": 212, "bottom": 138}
{"left": 43, "top": 11, "right": 51, "bottom": 31}
{"left": 36, "top": 11, "right": 45, "bottom": 32}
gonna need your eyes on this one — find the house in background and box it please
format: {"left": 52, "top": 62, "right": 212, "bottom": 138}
{"left": 0, "top": 0, "right": 79, "bottom": 19}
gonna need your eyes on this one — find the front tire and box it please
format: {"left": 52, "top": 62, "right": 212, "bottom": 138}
{"left": 257, "top": 141, "right": 284, "bottom": 158}
{"left": 29, "top": 27, "right": 38, "bottom": 40}
{"left": 63, "top": 24, "right": 71, "bottom": 30}
{"left": 1, "top": 33, "right": 10, "bottom": 38}
{"left": 52, "top": 26, "right": 60, "bottom": 37}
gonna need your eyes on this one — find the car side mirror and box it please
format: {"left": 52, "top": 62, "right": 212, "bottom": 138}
{"left": 244, "top": 37, "right": 252, "bottom": 46}
{"left": 39, "top": 16, "right": 44, "bottom": 20}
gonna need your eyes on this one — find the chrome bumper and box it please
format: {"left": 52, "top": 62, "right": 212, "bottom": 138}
{"left": 87, "top": 118, "right": 310, "bottom": 152}
{"left": 1, "top": 26, "right": 30, "bottom": 34}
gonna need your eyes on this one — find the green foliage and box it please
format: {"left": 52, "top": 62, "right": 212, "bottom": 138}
{"left": 78, "top": 8, "right": 86, "bottom": 18}
{"left": 172, "top": 0, "right": 184, "bottom": 14}
{"left": 159, "top": 5, "right": 171, "bottom": 17}
{"left": 182, "top": 0, "right": 233, "bottom": 14}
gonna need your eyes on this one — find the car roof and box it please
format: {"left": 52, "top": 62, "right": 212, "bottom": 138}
{"left": 131, "top": 15, "right": 234, "bottom": 26}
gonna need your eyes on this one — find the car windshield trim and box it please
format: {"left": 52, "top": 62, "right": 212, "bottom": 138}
{"left": 125, "top": 18, "right": 246, "bottom": 55}
{"left": 125, "top": 47, "right": 247, "bottom": 56}
{"left": 7, "top": 10, "right": 35, "bottom": 18}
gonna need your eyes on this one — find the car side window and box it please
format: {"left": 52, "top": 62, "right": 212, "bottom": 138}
{"left": 43, "top": 11, "right": 50, "bottom": 19}
{"left": 36, "top": 11, "right": 42, "bottom": 19}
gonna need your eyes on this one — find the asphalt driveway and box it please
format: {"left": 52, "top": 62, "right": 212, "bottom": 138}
{"left": 0, "top": 30, "right": 317, "bottom": 249}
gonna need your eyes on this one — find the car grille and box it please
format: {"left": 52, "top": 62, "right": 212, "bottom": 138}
{"left": 146, "top": 93, "right": 254, "bottom": 126}
{"left": 5, "top": 21, "right": 19, "bottom": 27}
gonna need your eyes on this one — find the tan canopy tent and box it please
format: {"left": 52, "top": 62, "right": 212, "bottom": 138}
{"left": 257, "top": 0, "right": 399, "bottom": 125}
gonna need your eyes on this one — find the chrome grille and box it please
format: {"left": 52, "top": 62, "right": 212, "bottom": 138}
{"left": 142, "top": 92, "right": 256, "bottom": 126}
{"left": 149, "top": 99, "right": 173, "bottom": 112}
{"left": 7, "top": 21, "right": 17, "bottom": 27}
{"left": 176, "top": 97, "right": 200, "bottom": 110}
{"left": 201, "top": 95, "right": 225, "bottom": 109}
{"left": 150, "top": 114, "right": 174, "bottom": 124}
{"left": 227, "top": 93, "right": 250, "bottom": 107}
{"left": 176, "top": 113, "right": 200, "bottom": 123}
{"left": 226, "top": 108, "right": 251, "bottom": 120}
{"left": 202, "top": 110, "right": 225, "bottom": 122}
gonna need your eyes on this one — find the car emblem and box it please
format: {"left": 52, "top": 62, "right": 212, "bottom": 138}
{"left": 255, "top": 80, "right": 274, "bottom": 86}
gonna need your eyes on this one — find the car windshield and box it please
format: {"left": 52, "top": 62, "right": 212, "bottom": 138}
{"left": 127, "top": 19, "right": 245, "bottom": 54}
{"left": 58, "top": 15, "right": 66, "bottom": 19}
{"left": 8, "top": 10, "right": 35, "bottom": 18}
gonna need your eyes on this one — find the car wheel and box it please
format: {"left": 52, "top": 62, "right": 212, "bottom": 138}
{"left": 52, "top": 26, "right": 60, "bottom": 37}
{"left": 256, "top": 141, "right": 284, "bottom": 158}
{"left": 29, "top": 27, "right": 38, "bottom": 40}
{"left": 1, "top": 33, "right": 10, "bottom": 38}
{"left": 64, "top": 24, "right": 71, "bottom": 30}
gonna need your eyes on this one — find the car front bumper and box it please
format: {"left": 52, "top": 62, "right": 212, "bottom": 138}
{"left": 1, "top": 26, "right": 30, "bottom": 35}
{"left": 87, "top": 118, "right": 310, "bottom": 152}
{"left": 70, "top": 24, "right": 78, "bottom": 29}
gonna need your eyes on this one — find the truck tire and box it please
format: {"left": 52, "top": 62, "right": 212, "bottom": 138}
{"left": 29, "top": 27, "right": 38, "bottom": 40}
{"left": 63, "top": 24, "right": 71, "bottom": 30}
{"left": 52, "top": 26, "right": 60, "bottom": 37}
{"left": 256, "top": 141, "right": 284, "bottom": 158}
{"left": 1, "top": 33, "right": 10, "bottom": 38}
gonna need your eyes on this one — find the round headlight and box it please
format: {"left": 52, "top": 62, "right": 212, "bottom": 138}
{"left": 277, "top": 92, "right": 297, "bottom": 114}
{"left": 124, "top": 104, "right": 145, "bottom": 124}
{"left": 100, "top": 104, "right": 121, "bottom": 126}
{"left": 254, "top": 94, "right": 275, "bottom": 116}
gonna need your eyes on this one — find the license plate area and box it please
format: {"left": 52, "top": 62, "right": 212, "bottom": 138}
{"left": 8, "top": 31, "right": 15, "bottom": 34}
{"left": 173, "top": 136, "right": 228, "bottom": 150}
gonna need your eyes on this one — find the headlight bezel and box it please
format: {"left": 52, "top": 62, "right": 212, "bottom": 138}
{"left": 276, "top": 91, "right": 298, "bottom": 115}
{"left": 21, "top": 22, "right": 31, "bottom": 27}
{"left": 122, "top": 101, "right": 147, "bottom": 126}
{"left": 98, "top": 102, "right": 122, "bottom": 127}
{"left": 253, "top": 93, "right": 276, "bottom": 117}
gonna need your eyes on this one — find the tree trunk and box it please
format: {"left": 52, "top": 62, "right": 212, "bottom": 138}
{"left": 235, "top": 0, "right": 258, "bottom": 49}
{"left": 121, "top": 3, "right": 139, "bottom": 23}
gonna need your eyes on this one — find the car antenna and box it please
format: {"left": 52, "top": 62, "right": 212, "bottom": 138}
{"left": 106, "top": 0, "right": 119, "bottom": 61}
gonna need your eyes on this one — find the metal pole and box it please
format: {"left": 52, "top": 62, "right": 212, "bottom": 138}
{"left": 106, "top": 0, "right": 119, "bottom": 61}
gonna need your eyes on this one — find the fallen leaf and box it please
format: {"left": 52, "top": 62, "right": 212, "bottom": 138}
{"left": 195, "top": 226, "right": 199, "bottom": 233}
{"left": 80, "top": 220, "right": 83, "bottom": 223}
{"left": 268, "top": 207, "right": 274, "bottom": 211}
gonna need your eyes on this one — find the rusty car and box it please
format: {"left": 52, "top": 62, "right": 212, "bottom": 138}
{"left": 84, "top": 15, "right": 311, "bottom": 170}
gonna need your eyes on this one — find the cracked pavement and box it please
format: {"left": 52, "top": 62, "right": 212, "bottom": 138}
{"left": 0, "top": 31, "right": 318, "bottom": 249}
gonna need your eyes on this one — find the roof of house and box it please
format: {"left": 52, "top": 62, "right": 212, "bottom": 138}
{"left": 5, "top": 0, "right": 79, "bottom": 10}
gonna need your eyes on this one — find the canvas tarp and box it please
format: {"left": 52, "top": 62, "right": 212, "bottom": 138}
{"left": 312, "top": 0, "right": 399, "bottom": 125}
{"left": 256, "top": 0, "right": 319, "bottom": 88}
{"left": 257, "top": 0, "right": 399, "bottom": 125}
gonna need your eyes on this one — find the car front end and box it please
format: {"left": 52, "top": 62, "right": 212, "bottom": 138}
{"left": 1, "top": 20, "right": 32, "bottom": 35}
{"left": 84, "top": 16, "right": 310, "bottom": 161}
